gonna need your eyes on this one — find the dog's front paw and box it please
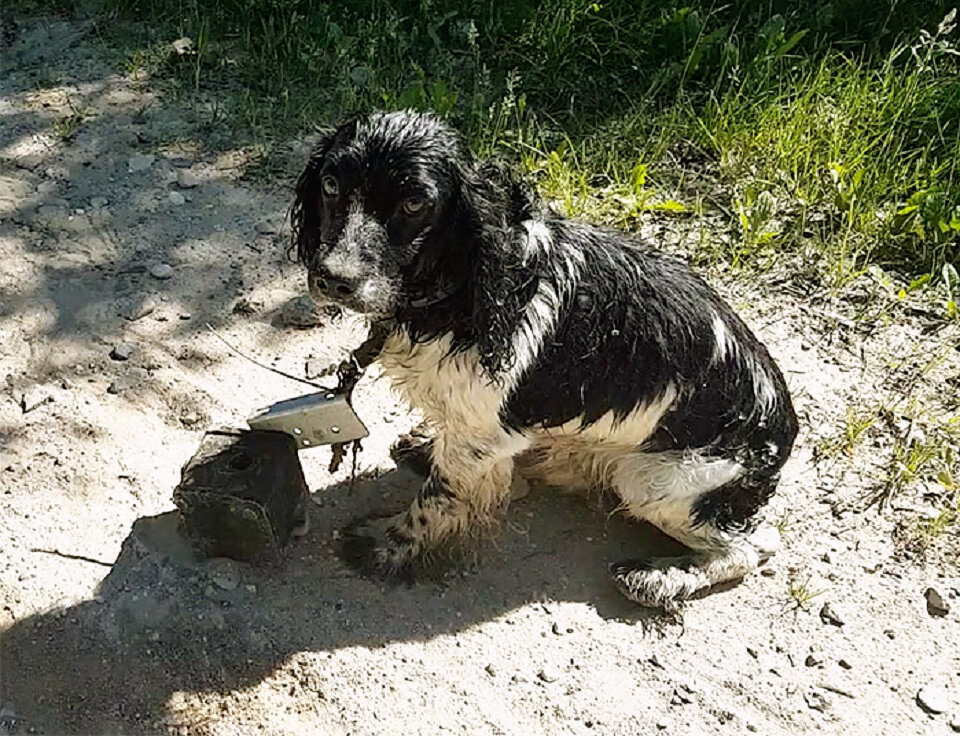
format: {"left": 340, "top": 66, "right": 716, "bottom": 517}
{"left": 340, "top": 515, "right": 418, "bottom": 582}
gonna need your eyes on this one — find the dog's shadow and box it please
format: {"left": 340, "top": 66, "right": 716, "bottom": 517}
{"left": 0, "top": 458, "right": 690, "bottom": 734}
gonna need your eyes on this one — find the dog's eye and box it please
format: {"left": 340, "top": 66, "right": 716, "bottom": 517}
{"left": 401, "top": 198, "right": 427, "bottom": 216}
{"left": 321, "top": 176, "right": 339, "bottom": 197}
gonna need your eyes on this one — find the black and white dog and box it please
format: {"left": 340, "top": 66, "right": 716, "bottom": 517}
{"left": 292, "top": 111, "right": 798, "bottom": 608}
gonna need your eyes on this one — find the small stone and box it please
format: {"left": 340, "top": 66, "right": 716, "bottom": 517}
{"left": 804, "top": 690, "right": 831, "bottom": 713}
{"left": 128, "top": 154, "right": 155, "bottom": 173}
{"left": 746, "top": 647, "right": 758, "bottom": 659}
{"left": 232, "top": 297, "right": 260, "bottom": 316}
{"left": 181, "top": 412, "right": 200, "bottom": 427}
{"left": 255, "top": 219, "right": 278, "bottom": 235}
{"left": 821, "top": 551, "right": 833, "bottom": 564}
{"left": 648, "top": 654, "right": 664, "bottom": 669}
{"left": 168, "top": 191, "right": 186, "bottom": 206}
{"left": 917, "top": 685, "right": 950, "bottom": 714}
{"left": 280, "top": 295, "right": 321, "bottom": 329}
{"left": 107, "top": 376, "right": 139, "bottom": 394}
{"left": 207, "top": 558, "right": 239, "bottom": 591}
{"left": 176, "top": 169, "right": 200, "bottom": 188}
{"left": 150, "top": 263, "right": 174, "bottom": 280}
{"left": 484, "top": 663, "right": 497, "bottom": 677}
{"left": 120, "top": 295, "right": 159, "bottom": 321}
{"left": 926, "top": 587, "right": 950, "bottom": 617}
{"left": 656, "top": 720, "right": 668, "bottom": 730}
{"left": 819, "top": 603, "right": 844, "bottom": 627}
{"left": 305, "top": 357, "right": 335, "bottom": 379}
{"left": 948, "top": 714, "right": 960, "bottom": 732}
{"left": 551, "top": 622, "right": 562, "bottom": 635}
{"left": 90, "top": 196, "right": 109, "bottom": 208}
{"left": 171, "top": 37, "right": 193, "bottom": 55}
{"left": 110, "top": 343, "right": 135, "bottom": 361}
{"left": 805, "top": 653, "right": 823, "bottom": 667}
{"left": 838, "top": 658, "right": 853, "bottom": 670}
{"left": 537, "top": 666, "right": 559, "bottom": 683}
{"left": 760, "top": 567, "right": 776, "bottom": 577}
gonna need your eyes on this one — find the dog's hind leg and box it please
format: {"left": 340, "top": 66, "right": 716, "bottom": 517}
{"left": 611, "top": 525, "right": 779, "bottom": 610}
{"left": 606, "top": 451, "right": 782, "bottom": 609}
{"left": 342, "top": 429, "right": 529, "bottom": 578}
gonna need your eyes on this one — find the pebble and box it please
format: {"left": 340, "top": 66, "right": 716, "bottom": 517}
{"left": 149, "top": 263, "right": 174, "bottom": 280}
{"left": 232, "top": 297, "right": 260, "bottom": 316}
{"left": 926, "top": 587, "right": 950, "bottom": 617}
{"left": 805, "top": 653, "right": 824, "bottom": 667}
{"left": 90, "top": 196, "right": 109, "bottom": 209}
{"left": 255, "top": 219, "right": 279, "bottom": 235}
{"left": 484, "top": 663, "right": 497, "bottom": 677}
{"left": 280, "top": 295, "right": 321, "bottom": 329}
{"left": 168, "top": 191, "right": 186, "bottom": 206}
{"left": 819, "top": 603, "right": 844, "bottom": 627}
{"left": 207, "top": 558, "right": 240, "bottom": 591}
{"left": 537, "top": 666, "right": 559, "bottom": 683}
{"left": 120, "top": 295, "right": 159, "bottom": 321}
{"left": 760, "top": 567, "right": 776, "bottom": 577}
{"left": 838, "top": 658, "right": 853, "bottom": 670}
{"left": 109, "top": 343, "right": 135, "bottom": 361}
{"left": 804, "top": 690, "right": 831, "bottom": 712}
{"left": 176, "top": 169, "right": 200, "bottom": 188}
{"left": 672, "top": 685, "right": 695, "bottom": 705}
{"left": 917, "top": 685, "right": 950, "bottom": 714}
{"left": 128, "top": 154, "right": 155, "bottom": 173}
{"left": 305, "top": 357, "right": 335, "bottom": 379}
{"left": 551, "top": 622, "right": 562, "bottom": 635}
{"left": 107, "top": 375, "right": 139, "bottom": 394}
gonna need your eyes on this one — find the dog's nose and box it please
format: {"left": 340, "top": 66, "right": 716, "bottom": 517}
{"left": 310, "top": 271, "right": 356, "bottom": 299}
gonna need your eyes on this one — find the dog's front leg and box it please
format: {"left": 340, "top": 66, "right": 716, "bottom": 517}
{"left": 342, "top": 430, "right": 527, "bottom": 579}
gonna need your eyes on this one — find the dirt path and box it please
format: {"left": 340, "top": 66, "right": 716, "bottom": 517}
{"left": 1, "top": 15, "right": 958, "bottom": 736}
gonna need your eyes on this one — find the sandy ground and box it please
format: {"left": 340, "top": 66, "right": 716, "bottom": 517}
{"left": 1, "top": 14, "right": 959, "bottom": 736}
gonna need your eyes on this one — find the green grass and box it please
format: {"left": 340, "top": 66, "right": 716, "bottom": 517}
{"left": 34, "top": 0, "right": 960, "bottom": 278}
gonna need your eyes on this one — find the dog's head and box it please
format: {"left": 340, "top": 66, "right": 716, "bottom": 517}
{"left": 291, "top": 111, "right": 475, "bottom": 318}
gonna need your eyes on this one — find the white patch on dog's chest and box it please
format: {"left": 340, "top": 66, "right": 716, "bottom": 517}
{"left": 378, "top": 332, "right": 505, "bottom": 433}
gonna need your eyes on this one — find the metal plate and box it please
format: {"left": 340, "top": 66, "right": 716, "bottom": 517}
{"left": 247, "top": 391, "right": 368, "bottom": 449}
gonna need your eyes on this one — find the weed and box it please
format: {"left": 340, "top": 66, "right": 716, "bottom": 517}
{"left": 787, "top": 572, "right": 823, "bottom": 611}
{"left": 894, "top": 493, "right": 959, "bottom": 558}
{"left": 820, "top": 405, "right": 877, "bottom": 458}
{"left": 52, "top": 100, "right": 88, "bottom": 141}
{"left": 773, "top": 510, "right": 793, "bottom": 539}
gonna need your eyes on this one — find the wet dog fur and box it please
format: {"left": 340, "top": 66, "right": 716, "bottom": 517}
{"left": 291, "top": 111, "right": 798, "bottom": 608}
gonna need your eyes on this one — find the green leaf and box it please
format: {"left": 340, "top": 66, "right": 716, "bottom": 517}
{"left": 774, "top": 29, "right": 808, "bottom": 59}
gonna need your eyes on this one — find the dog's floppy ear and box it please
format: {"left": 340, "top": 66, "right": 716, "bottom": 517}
{"left": 455, "top": 159, "right": 541, "bottom": 376}
{"left": 288, "top": 116, "right": 362, "bottom": 264}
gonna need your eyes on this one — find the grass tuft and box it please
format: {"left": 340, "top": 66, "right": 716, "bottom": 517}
{"left": 35, "top": 0, "right": 960, "bottom": 278}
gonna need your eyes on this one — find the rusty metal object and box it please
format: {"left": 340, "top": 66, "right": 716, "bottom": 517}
{"left": 327, "top": 319, "right": 393, "bottom": 472}
{"left": 173, "top": 429, "right": 308, "bottom": 561}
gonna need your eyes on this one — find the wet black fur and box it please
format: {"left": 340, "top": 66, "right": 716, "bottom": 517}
{"left": 292, "top": 111, "right": 798, "bottom": 532}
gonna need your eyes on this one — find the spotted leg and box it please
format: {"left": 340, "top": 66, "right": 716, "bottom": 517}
{"left": 342, "top": 430, "right": 529, "bottom": 578}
